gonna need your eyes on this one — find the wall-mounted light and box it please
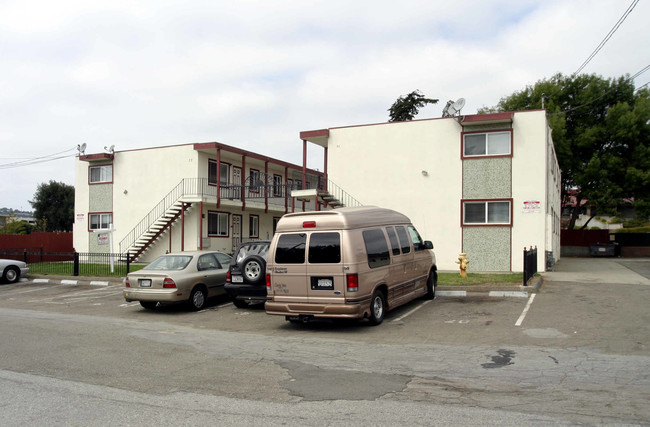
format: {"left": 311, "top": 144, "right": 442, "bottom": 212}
{"left": 123, "top": 189, "right": 128, "bottom": 195}
{"left": 421, "top": 170, "right": 428, "bottom": 176}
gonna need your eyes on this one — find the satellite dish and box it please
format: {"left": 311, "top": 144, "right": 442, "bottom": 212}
{"left": 104, "top": 145, "right": 115, "bottom": 154}
{"left": 442, "top": 98, "right": 466, "bottom": 117}
{"left": 77, "top": 143, "right": 87, "bottom": 156}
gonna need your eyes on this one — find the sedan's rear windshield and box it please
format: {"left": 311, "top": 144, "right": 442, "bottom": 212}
{"left": 144, "top": 255, "right": 192, "bottom": 270}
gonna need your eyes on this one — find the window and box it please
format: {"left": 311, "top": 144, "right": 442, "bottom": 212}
{"left": 275, "top": 233, "right": 306, "bottom": 264}
{"left": 273, "top": 217, "right": 281, "bottom": 233}
{"left": 362, "top": 229, "right": 390, "bottom": 269}
{"left": 208, "top": 211, "right": 229, "bottom": 236}
{"left": 385, "top": 227, "right": 401, "bottom": 256}
{"left": 250, "top": 169, "right": 260, "bottom": 192}
{"left": 208, "top": 160, "right": 217, "bottom": 185}
{"left": 209, "top": 160, "right": 229, "bottom": 186}
{"left": 89, "top": 213, "right": 112, "bottom": 230}
{"left": 144, "top": 255, "right": 192, "bottom": 270}
{"left": 249, "top": 215, "right": 259, "bottom": 238}
{"left": 462, "top": 200, "right": 512, "bottom": 225}
{"left": 89, "top": 165, "right": 112, "bottom": 183}
{"left": 407, "top": 226, "right": 426, "bottom": 251}
{"left": 463, "top": 131, "right": 511, "bottom": 157}
{"left": 220, "top": 162, "right": 229, "bottom": 185}
{"left": 395, "top": 226, "right": 411, "bottom": 254}
{"left": 197, "top": 254, "right": 220, "bottom": 271}
{"left": 308, "top": 232, "right": 341, "bottom": 264}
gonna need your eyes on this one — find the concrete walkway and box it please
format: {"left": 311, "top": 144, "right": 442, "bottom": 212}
{"left": 542, "top": 257, "right": 650, "bottom": 285}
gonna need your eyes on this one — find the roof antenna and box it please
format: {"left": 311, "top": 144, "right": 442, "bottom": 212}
{"left": 442, "top": 98, "right": 466, "bottom": 117}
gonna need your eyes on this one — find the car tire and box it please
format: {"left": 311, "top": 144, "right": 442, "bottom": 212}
{"left": 423, "top": 270, "right": 437, "bottom": 300}
{"left": 232, "top": 299, "right": 249, "bottom": 308}
{"left": 2, "top": 266, "right": 20, "bottom": 284}
{"left": 241, "top": 256, "right": 265, "bottom": 284}
{"left": 140, "top": 301, "right": 157, "bottom": 309}
{"left": 189, "top": 287, "right": 207, "bottom": 311}
{"left": 368, "top": 289, "right": 386, "bottom": 326}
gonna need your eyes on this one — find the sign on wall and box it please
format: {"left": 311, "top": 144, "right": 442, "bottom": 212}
{"left": 523, "top": 200, "right": 541, "bottom": 213}
{"left": 97, "top": 233, "right": 109, "bottom": 245}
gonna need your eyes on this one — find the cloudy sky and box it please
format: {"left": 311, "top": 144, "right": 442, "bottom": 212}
{"left": 1, "top": 0, "right": 648, "bottom": 211}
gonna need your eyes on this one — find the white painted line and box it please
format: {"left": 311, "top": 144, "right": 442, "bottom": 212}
{"left": 437, "top": 290, "right": 467, "bottom": 297}
{"left": 61, "top": 280, "right": 78, "bottom": 285}
{"left": 515, "top": 293, "right": 536, "bottom": 327}
{"left": 489, "top": 291, "right": 529, "bottom": 298}
{"left": 119, "top": 302, "right": 140, "bottom": 307}
{"left": 392, "top": 300, "right": 431, "bottom": 322}
{"left": 3, "top": 283, "right": 70, "bottom": 295}
{"left": 89, "top": 281, "right": 110, "bottom": 286}
{"left": 33, "top": 279, "right": 50, "bottom": 283}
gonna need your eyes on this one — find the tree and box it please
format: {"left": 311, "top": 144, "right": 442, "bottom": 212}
{"left": 29, "top": 180, "right": 75, "bottom": 232}
{"left": 388, "top": 90, "right": 438, "bottom": 122}
{"left": 480, "top": 73, "right": 650, "bottom": 229}
{"left": 0, "top": 218, "right": 33, "bottom": 235}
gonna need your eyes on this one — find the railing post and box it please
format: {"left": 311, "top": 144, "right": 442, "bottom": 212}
{"left": 126, "top": 253, "right": 131, "bottom": 274}
{"left": 23, "top": 251, "right": 28, "bottom": 263}
{"left": 74, "top": 252, "right": 79, "bottom": 276}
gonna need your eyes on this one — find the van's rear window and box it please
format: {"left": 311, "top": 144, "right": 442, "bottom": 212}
{"left": 275, "top": 234, "right": 306, "bottom": 264}
{"left": 308, "top": 232, "right": 341, "bottom": 264}
{"left": 362, "top": 229, "right": 390, "bottom": 268}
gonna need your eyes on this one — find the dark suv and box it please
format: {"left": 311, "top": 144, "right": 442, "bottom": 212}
{"left": 225, "top": 241, "right": 270, "bottom": 308}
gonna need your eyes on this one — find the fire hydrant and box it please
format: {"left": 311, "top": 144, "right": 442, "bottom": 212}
{"left": 456, "top": 253, "right": 469, "bottom": 277}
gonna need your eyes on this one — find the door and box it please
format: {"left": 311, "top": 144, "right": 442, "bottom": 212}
{"left": 233, "top": 166, "right": 242, "bottom": 199}
{"left": 232, "top": 214, "right": 242, "bottom": 248}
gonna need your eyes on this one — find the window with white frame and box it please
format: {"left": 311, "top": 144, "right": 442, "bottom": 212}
{"left": 89, "top": 165, "right": 112, "bottom": 183}
{"left": 273, "top": 174, "right": 283, "bottom": 197}
{"left": 462, "top": 200, "right": 512, "bottom": 225}
{"left": 249, "top": 215, "right": 259, "bottom": 238}
{"left": 89, "top": 213, "right": 112, "bottom": 230}
{"left": 463, "top": 131, "right": 511, "bottom": 157}
{"left": 208, "top": 211, "right": 229, "bottom": 236}
{"left": 208, "top": 160, "right": 230, "bottom": 186}
{"left": 250, "top": 169, "right": 260, "bottom": 192}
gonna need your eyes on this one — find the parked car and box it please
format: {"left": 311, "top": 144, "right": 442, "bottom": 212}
{"left": 0, "top": 259, "right": 29, "bottom": 284}
{"left": 123, "top": 251, "right": 232, "bottom": 310}
{"left": 225, "top": 241, "right": 270, "bottom": 308}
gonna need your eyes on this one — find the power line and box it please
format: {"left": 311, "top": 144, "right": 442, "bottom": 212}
{"left": 0, "top": 147, "right": 78, "bottom": 170}
{"left": 573, "top": 0, "right": 639, "bottom": 75}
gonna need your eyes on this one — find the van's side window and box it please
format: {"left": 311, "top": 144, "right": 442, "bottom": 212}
{"left": 275, "top": 233, "right": 306, "bottom": 264}
{"left": 385, "top": 227, "right": 401, "bottom": 256}
{"left": 408, "top": 226, "right": 425, "bottom": 251}
{"left": 395, "top": 226, "right": 411, "bottom": 254}
{"left": 308, "top": 232, "right": 341, "bottom": 264}
{"left": 362, "top": 229, "right": 390, "bottom": 268}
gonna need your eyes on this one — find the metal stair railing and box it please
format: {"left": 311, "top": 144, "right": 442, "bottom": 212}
{"left": 319, "top": 179, "right": 362, "bottom": 208}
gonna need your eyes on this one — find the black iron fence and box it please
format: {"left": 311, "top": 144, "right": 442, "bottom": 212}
{"left": 0, "top": 249, "right": 131, "bottom": 277}
{"left": 523, "top": 246, "right": 538, "bottom": 286}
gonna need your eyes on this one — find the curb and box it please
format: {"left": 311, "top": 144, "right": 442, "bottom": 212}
{"left": 28, "top": 275, "right": 123, "bottom": 287}
{"left": 437, "top": 276, "right": 542, "bottom": 298}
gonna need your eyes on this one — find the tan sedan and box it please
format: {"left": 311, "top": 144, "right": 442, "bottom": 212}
{"left": 123, "top": 251, "right": 232, "bottom": 310}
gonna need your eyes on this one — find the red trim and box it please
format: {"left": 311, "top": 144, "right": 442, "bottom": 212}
{"left": 461, "top": 112, "right": 514, "bottom": 123}
{"left": 461, "top": 129, "right": 513, "bottom": 160}
{"left": 88, "top": 164, "right": 113, "bottom": 185}
{"left": 460, "top": 198, "right": 513, "bottom": 227}
{"left": 88, "top": 212, "right": 112, "bottom": 232}
{"left": 80, "top": 153, "right": 112, "bottom": 162}
{"left": 207, "top": 210, "right": 230, "bottom": 238}
{"left": 299, "top": 129, "right": 329, "bottom": 139}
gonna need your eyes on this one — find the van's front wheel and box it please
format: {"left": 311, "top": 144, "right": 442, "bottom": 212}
{"left": 368, "top": 290, "right": 386, "bottom": 326}
{"left": 424, "top": 270, "right": 437, "bottom": 300}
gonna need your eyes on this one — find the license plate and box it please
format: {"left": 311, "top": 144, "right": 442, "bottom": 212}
{"left": 231, "top": 275, "right": 244, "bottom": 283}
{"left": 311, "top": 277, "right": 334, "bottom": 290}
{"left": 139, "top": 279, "right": 152, "bottom": 287}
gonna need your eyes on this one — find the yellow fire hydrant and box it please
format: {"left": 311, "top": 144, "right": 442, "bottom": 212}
{"left": 456, "top": 253, "right": 469, "bottom": 277}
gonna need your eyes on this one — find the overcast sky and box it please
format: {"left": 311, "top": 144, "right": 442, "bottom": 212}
{"left": 1, "top": 0, "right": 648, "bottom": 212}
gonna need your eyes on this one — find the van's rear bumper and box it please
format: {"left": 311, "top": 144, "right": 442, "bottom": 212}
{"left": 265, "top": 300, "right": 369, "bottom": 319}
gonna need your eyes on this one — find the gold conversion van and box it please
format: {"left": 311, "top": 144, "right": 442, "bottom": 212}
{"left": 265, "top": 206, "right": 437, "bottom": 325}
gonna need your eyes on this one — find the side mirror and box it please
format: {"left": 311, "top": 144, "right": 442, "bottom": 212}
{"left": 424, "top": 241, "right": 434, "bottom": 250}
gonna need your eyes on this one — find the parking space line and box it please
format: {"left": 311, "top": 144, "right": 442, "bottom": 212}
{"left": 392, "top": 300, "right": 432, "bottom": 322}
{"left": 515, "top": 293, "right": 536, "bottom": 326}
{"left": 2, "top": 283, "right": 70, "bottom": 296}
{"left": 437, "top": 290, "right": 467, "bottom": 297}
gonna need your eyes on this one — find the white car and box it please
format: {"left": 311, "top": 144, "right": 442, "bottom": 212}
{"left": 0, "top": 259, "right": 29, "bottom": 284}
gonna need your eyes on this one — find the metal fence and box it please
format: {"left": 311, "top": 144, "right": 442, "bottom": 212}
{"left": 523, "top": 246, "right": 538, "bottom": 286}
{"left": 0, "top": 249, "right": 131, "bottom": 277}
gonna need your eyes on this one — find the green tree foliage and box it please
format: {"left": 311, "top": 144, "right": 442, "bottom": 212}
{"left": 29, "top": 180, "right": 75, "bottom": 232}
{"left": 0, "top": 219, "right": 33, "bottom": 235}
{"left": 480, "top": 73, "right": 650, "bottom": 229}
{"left": 388, "top": 90, "right": 438, "bottom": 122}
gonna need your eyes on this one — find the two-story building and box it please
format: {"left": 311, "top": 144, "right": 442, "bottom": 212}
{"left": 297, "top": 109, "right": 561, "bottom": 272}
{"left": 73, "top": 142, "right": 358, "bottom": 262}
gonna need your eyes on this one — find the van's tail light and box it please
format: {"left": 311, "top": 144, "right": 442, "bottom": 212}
{"left": 303, "top": 221, "right": 316, "bottom": 228}
{"left": 266, "top": 274, "right": 271, "bottom": 292}
{"left": 163, "top": 278, "right": 177, "bottom": 288}
{"left": 346, "top": 274, "right": 359, "bottom": 292}
{"left": 226, "top": 271, "right": 231, "bottom": 283}
{"left": 125, "top": 277, "right": 131, "bottom": 287}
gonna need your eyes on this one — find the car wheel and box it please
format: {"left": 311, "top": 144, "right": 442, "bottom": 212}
{"left": 232, "top": 299, "right": 249, "bottom": 308}
{"left": 189, "top": 287, "right": 207, "bottom": 311}
{"left": 241, "top": 256, "right": 265, "bottom": 284}
{"left": 139, "top": 301, "right": 157, "bottom": 309}
{"left": 424, "top": 270, "right": 437, "bottom": 300}
{"left": 368, "top": 289, "right": 386, "bottom": 326}
{"left": 2, "top": 266, "right": 20, "bottom": 284}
